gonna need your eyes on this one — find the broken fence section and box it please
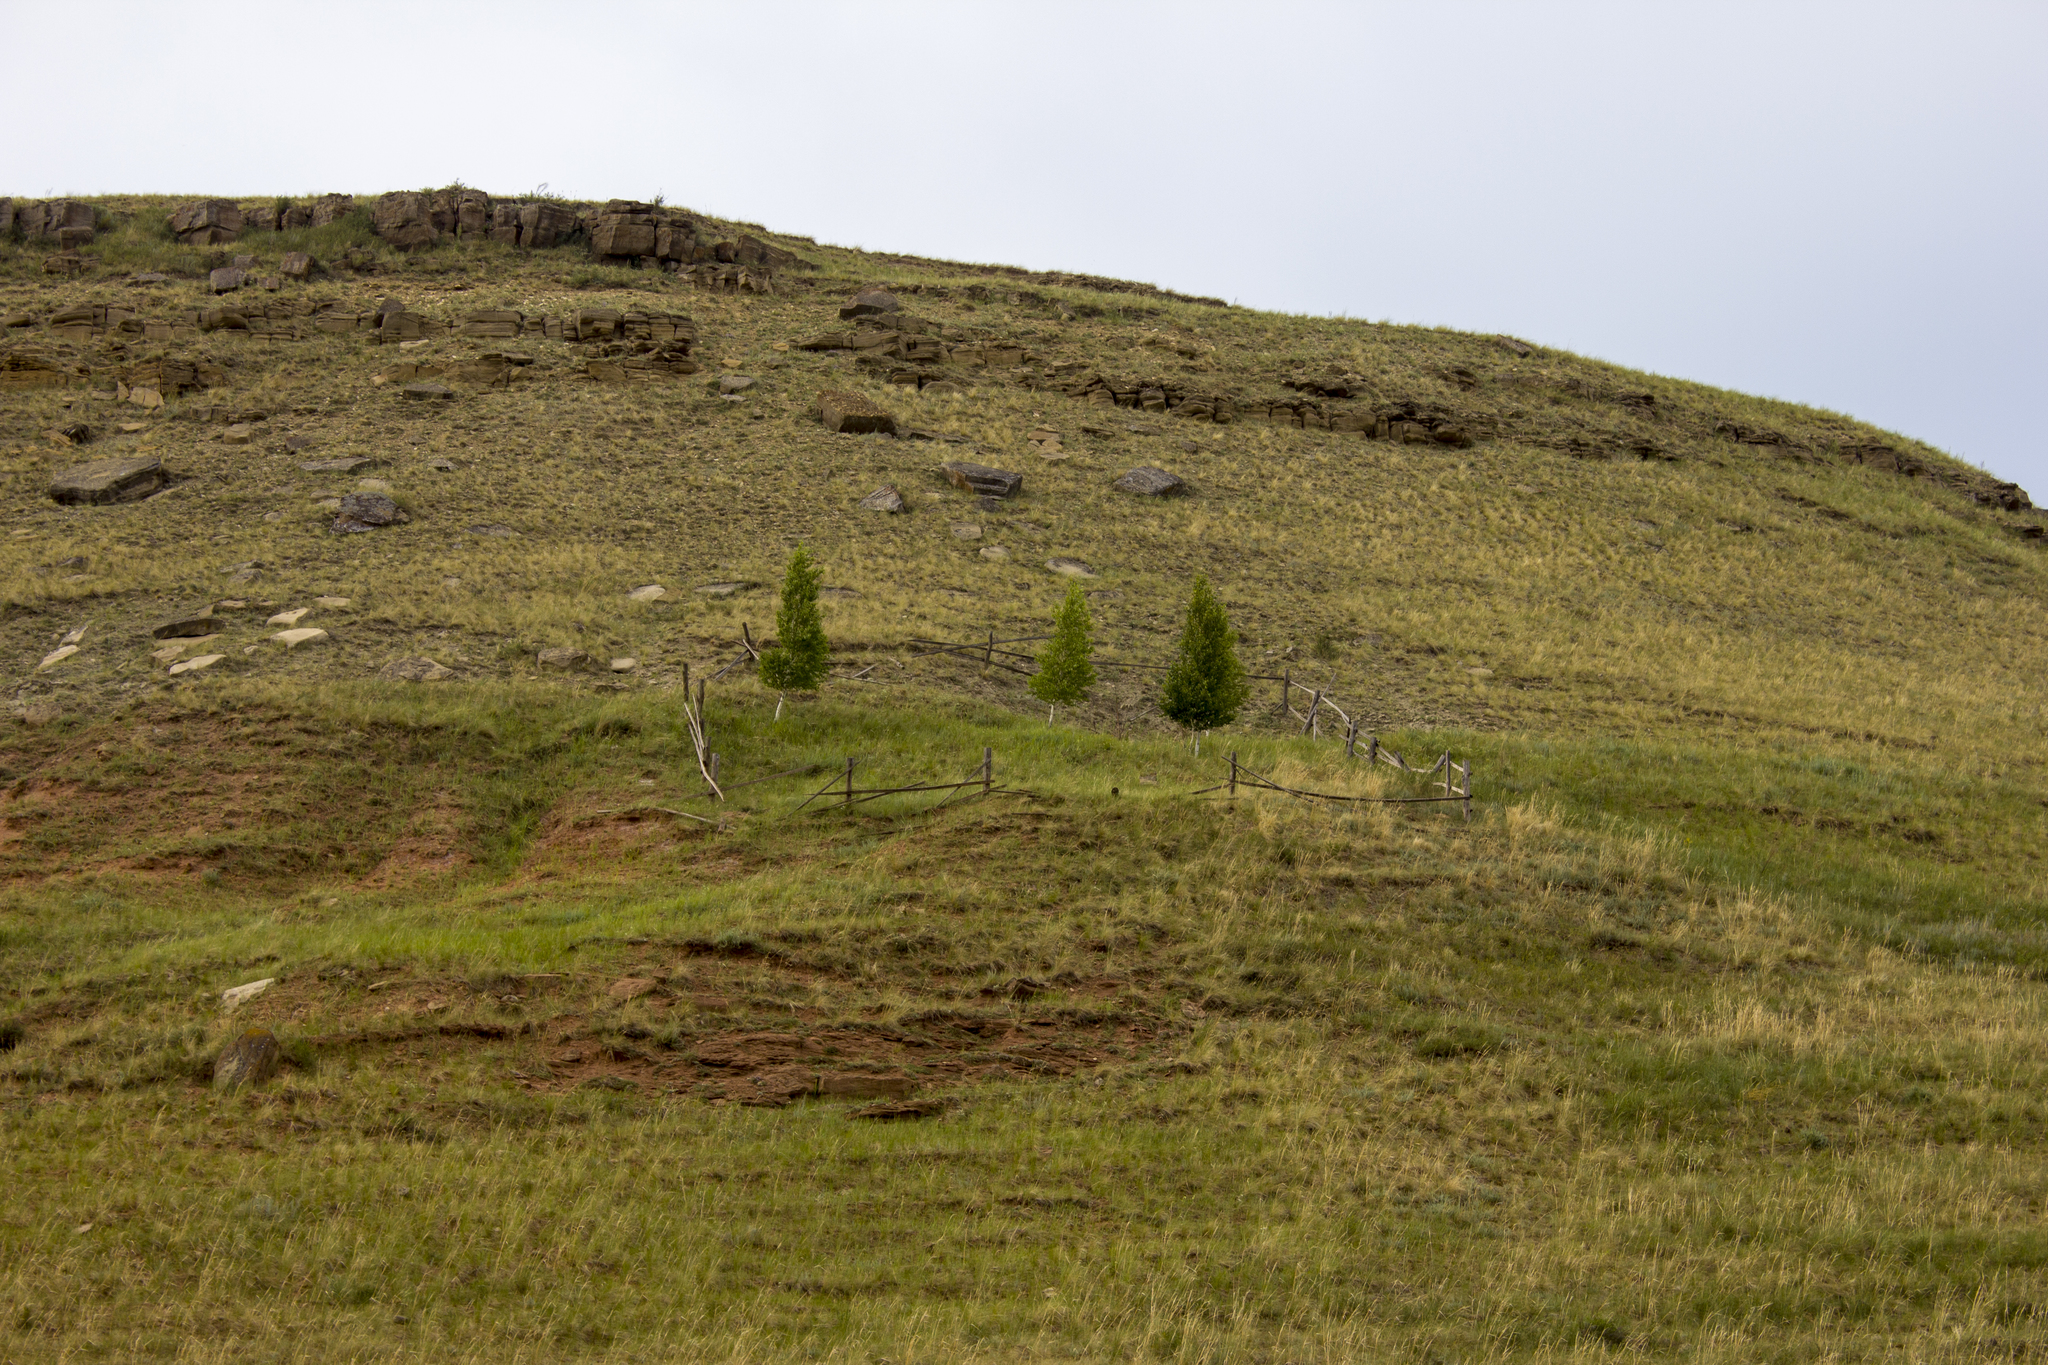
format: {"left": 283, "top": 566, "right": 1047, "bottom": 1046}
{"left": 1196, "top": 751, "right": 1474, "bottom": 821}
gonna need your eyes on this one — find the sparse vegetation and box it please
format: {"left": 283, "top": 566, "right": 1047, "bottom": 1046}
{"left": 1029, "top": 580, "right": 1095, "bottom": 714}
{"left": 757, "top": 545, "right": 828, "bottom": 691}
{"left": 0, "top": 191, "right": 2042, "bottom": 1361}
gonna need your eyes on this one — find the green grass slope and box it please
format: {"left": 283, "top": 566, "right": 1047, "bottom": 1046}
{"left": 0, "top": 195, "right": 2044, "bottom": 1362}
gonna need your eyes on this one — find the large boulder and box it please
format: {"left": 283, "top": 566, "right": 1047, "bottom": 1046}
{"left": 941, "top": 461, "right": 1024, "bottom": 498}
{"left": 1112, "top": 466, "right": 1188, "bottom": 497}
{"left": 279, "top": 251, "right": 315, "bottom": 281}
{"left": 49, "top": 455, "right": 164, "bottom": 505}
{"left": 168, "top": 199, "right": 242, "bottom": 245}
{"left": 817, "top": 389, "right": 897, "bottom": 435}
{"left": 371, "top": 191, "right": 438, "bottom": 250}
{"left": 20, "top": 199, "right": 95, "bottom": 247}
{"left": 840, "top": 287, "right": 901, "bottom": 320}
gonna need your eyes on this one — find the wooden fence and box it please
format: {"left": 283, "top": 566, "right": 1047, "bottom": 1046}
{"left": 1198, "top": 751, "right": 1474, "bottom": 821}
{"left": 791, "top": 747, "right": 1024, "bottom": 813}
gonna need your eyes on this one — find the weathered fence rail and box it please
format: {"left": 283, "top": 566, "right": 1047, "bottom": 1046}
{"left": 1195, "top": 751, "right": 1474, "bottom": 821}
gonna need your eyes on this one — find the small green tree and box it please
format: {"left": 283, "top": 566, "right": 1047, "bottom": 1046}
{"left": 1030, "top": 583, "right": 1096, "bottom": 718}
{"left": 758, "top": 546, "right": 829, "bottom": 691}
{"left": 1159, "top": 574, "right": 1249, "bottom": 730}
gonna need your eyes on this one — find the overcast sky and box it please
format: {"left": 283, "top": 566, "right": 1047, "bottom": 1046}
{"left": 8, "top": 1, "right": 2044, "bottom": 496}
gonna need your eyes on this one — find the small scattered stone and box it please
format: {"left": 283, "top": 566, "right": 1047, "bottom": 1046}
{"left": 168, "top": 653, "right": 225, "bottom": 676}
{"left": 608, "top": 977, "right": 657, "bottom": 1000}
{"left": 208, "top": 267, "right": 244, "bottom": 294}
{"left": 940, "top": 461, "right": 1023, "bottom": 498}
{"left": 126, "top": 386, "right": 164, "bottom": 411}
{"left": 1046, "top": 557, "right": 1095, "bottom": 578}
{"left": 858, "top": 485, "right": 907, "bottom": 513}
{"left": 213, "top": 1027, "right": 281, "bottom": 1092}
{"left": 1112, "top": 466, "right": 1188, "bottom": 497}
{"left": 817, "top": 389, "right": 897, "bottom": 436}
{"left": 271, "top": 628, "right": 329, "bottom": 648}
{"left": 332, "top": 492, "right": 408, "bottom": 534}
{"left": 718, "top": 374, "right": 756, "bottom": 394}
{"left": 538, "top": 647, "right": 590, "bottom": 669}
{"left": 382, "top": 657, "right": 454, "bottom": 682}
{"left": 695, "top": 582, "right": 751, "bottom": 598}
{"left": 468, "top": 524, "right": 516, "bottom": 538}
{"left": 979, "top": 546, "right": 1009, "bottom": 561}
{"left": 950, "top": 523, "right": 983, "bottom": 540}
{"left": 152, "top": 635, "right": 218, "bottom": 663}
{"left": 267, "top": 608, "right": 309, "bottom": 627}
{"left": 301, "top": 457, "right": 376, "bottom": 473}
{"left": 314, "top": 596, "right": 350, "bottom": 609}
{"left": 426, "top": 458, "right": 456, "bottom": 471}
{"left": 627, "top": 584, "right": 667, "bottom": 603}
{"left": 221, "top": 423, "right": 255, "bottom": 446}
{"left": 610, "top": 657, "right": 638, "bottom": 673}
{"left": 37, "top": 645, "right": 78, "bottom": 670}
{"left": 222, "top": 978, "right": 275, "bottom": 1008}
{"left": 60, "top": 626, "right": 86, "bottom": 646}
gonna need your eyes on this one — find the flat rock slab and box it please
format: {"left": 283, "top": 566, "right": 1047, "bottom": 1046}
{"left": 49, "top": 455, "right": 164, "bottom": 506}
{"left": 222, "top": 978, "right": 275, "bottom": 1008}
{"left": 1046, "top": 557, "right": 1096, "bottom": 578}
{"left": 859, "top": 485, "right": 907, "bottom": 513}
{"left": 271, "top": 628, "right": 329, "bottom": 648}
{"left": 266, "top": 608, "right": 309, "bottom": 627}
{"left": 608, "top": 977, "right": 657, "bottom": 1001}
{"left": 941, "top": 461, "right": 1023, "bottom": 498}
{"left": 152, "top": 609, "right": 217, "bottom": 640}
{"left": 213, "top": 1027, "right": 280, "bottom": 1092}
{"left": 37, "top": 645, "right": 78, "bottom": 669}
{"left": 850, "top": 1097, "right": 945, "bottom": 1120}
{"left": 950, "top": 522, "right": 983, "bottom": 540}
{"left": 468, "top": 524, "right": 517, "bottom": 538}
{"left": 401, "top": 382, "right": 454, "bottom": 401}
{"left": 538, "top": 647, "right": 591, "bottom": 669}
{"left": 314, "top": 596, "right": 350, "bottom": 609}
{"left": 817, "top": 389, "right": 897, "bottom": 435}
{"left": 301, "top": 457, "right": 377, "bottom": 473}
{"left": 627, "top": 584, "right": 667, "bottom": 602}
{"left": 695, "top": 582, "right": 753, "bottom": 598}
{"left": 382, "top": 657, "right": 453, "bottom": 682}
{"left": 333, "top": 492, "right": 408, "bottom": 533}
{"left": 167, "top": 653, "right": 225, "bottom": 676}
{"left": 1113, "top": 466, "right": 1188, "bottom": 496}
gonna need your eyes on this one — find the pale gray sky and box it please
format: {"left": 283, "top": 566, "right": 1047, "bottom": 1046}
{"left": 7, "top": 1, "right": 2044, "bottom": 495}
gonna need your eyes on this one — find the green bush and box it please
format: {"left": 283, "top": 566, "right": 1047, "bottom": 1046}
{"left": 759, "top": 546, "right": 829, "bottom": 691}
{"left": 1030, "top": 583, "right": 1096, "bottom": 711}
{"left": 1159, "top": 575, "right": 1249, "bottom": 730}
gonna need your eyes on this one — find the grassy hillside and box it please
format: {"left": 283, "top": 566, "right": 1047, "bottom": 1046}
{"left": 1, "top": 194, "right": 2045, "bottom": 1362}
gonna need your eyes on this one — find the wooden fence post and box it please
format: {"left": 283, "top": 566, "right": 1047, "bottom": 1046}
{"left": 1302, "top": 690, "right": 1321, "bottom": 737}
{"left": 983, "top": 747, "right": 993, "bottom": 796}
{"left": 1462, "top": 760, "right": 1473, "bottom": 822}
{"left": 844, "top": 756, "right": 854, "bottom": 805}
{"left": 1367, "top": 734, "right": 1379, "bottom": 767}
{"left": 985, "top": 630, "right": 995, "bottom": 670}
{"left": 1229, "top": 752, "right": 1237, "bottom": 797}
{"left": 1345, "top": 719, "right": 1357, "bottom": 758}
{"left": 710, "top": 753, "right": 721, "bottom": 786}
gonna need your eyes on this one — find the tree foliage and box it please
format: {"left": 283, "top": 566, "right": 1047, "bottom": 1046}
{"left": 1159, "top": 575, "right": 1249, "bottom": 730}
{"left": 1030, "top": 583, "right": 1097, "bottom": 708}
{"left": 758, "top": 546, "right": 829, "bottom": 691}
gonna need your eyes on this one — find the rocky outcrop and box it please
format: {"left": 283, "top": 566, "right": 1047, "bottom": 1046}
{"left": 169, "top": 199, "right": 243, "bottom": 245}
{"left": 372, "top": 191, "right": 440, "bottom": 250}
{"left": 10, "top": 199, "right": 95, "bottom": 249}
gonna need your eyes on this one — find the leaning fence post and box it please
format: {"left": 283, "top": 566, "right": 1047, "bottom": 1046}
{"left": 844, "top": 756, "right": 854, "bottom": 805}
{"left": 1345, "top": 719, "right": 1358, "bottom": 758}
{"left": 983, "top": 746, "right": 992, "bottom": 796}
{"left": 710, "top": 753, "right": 721, "bottom": 786}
